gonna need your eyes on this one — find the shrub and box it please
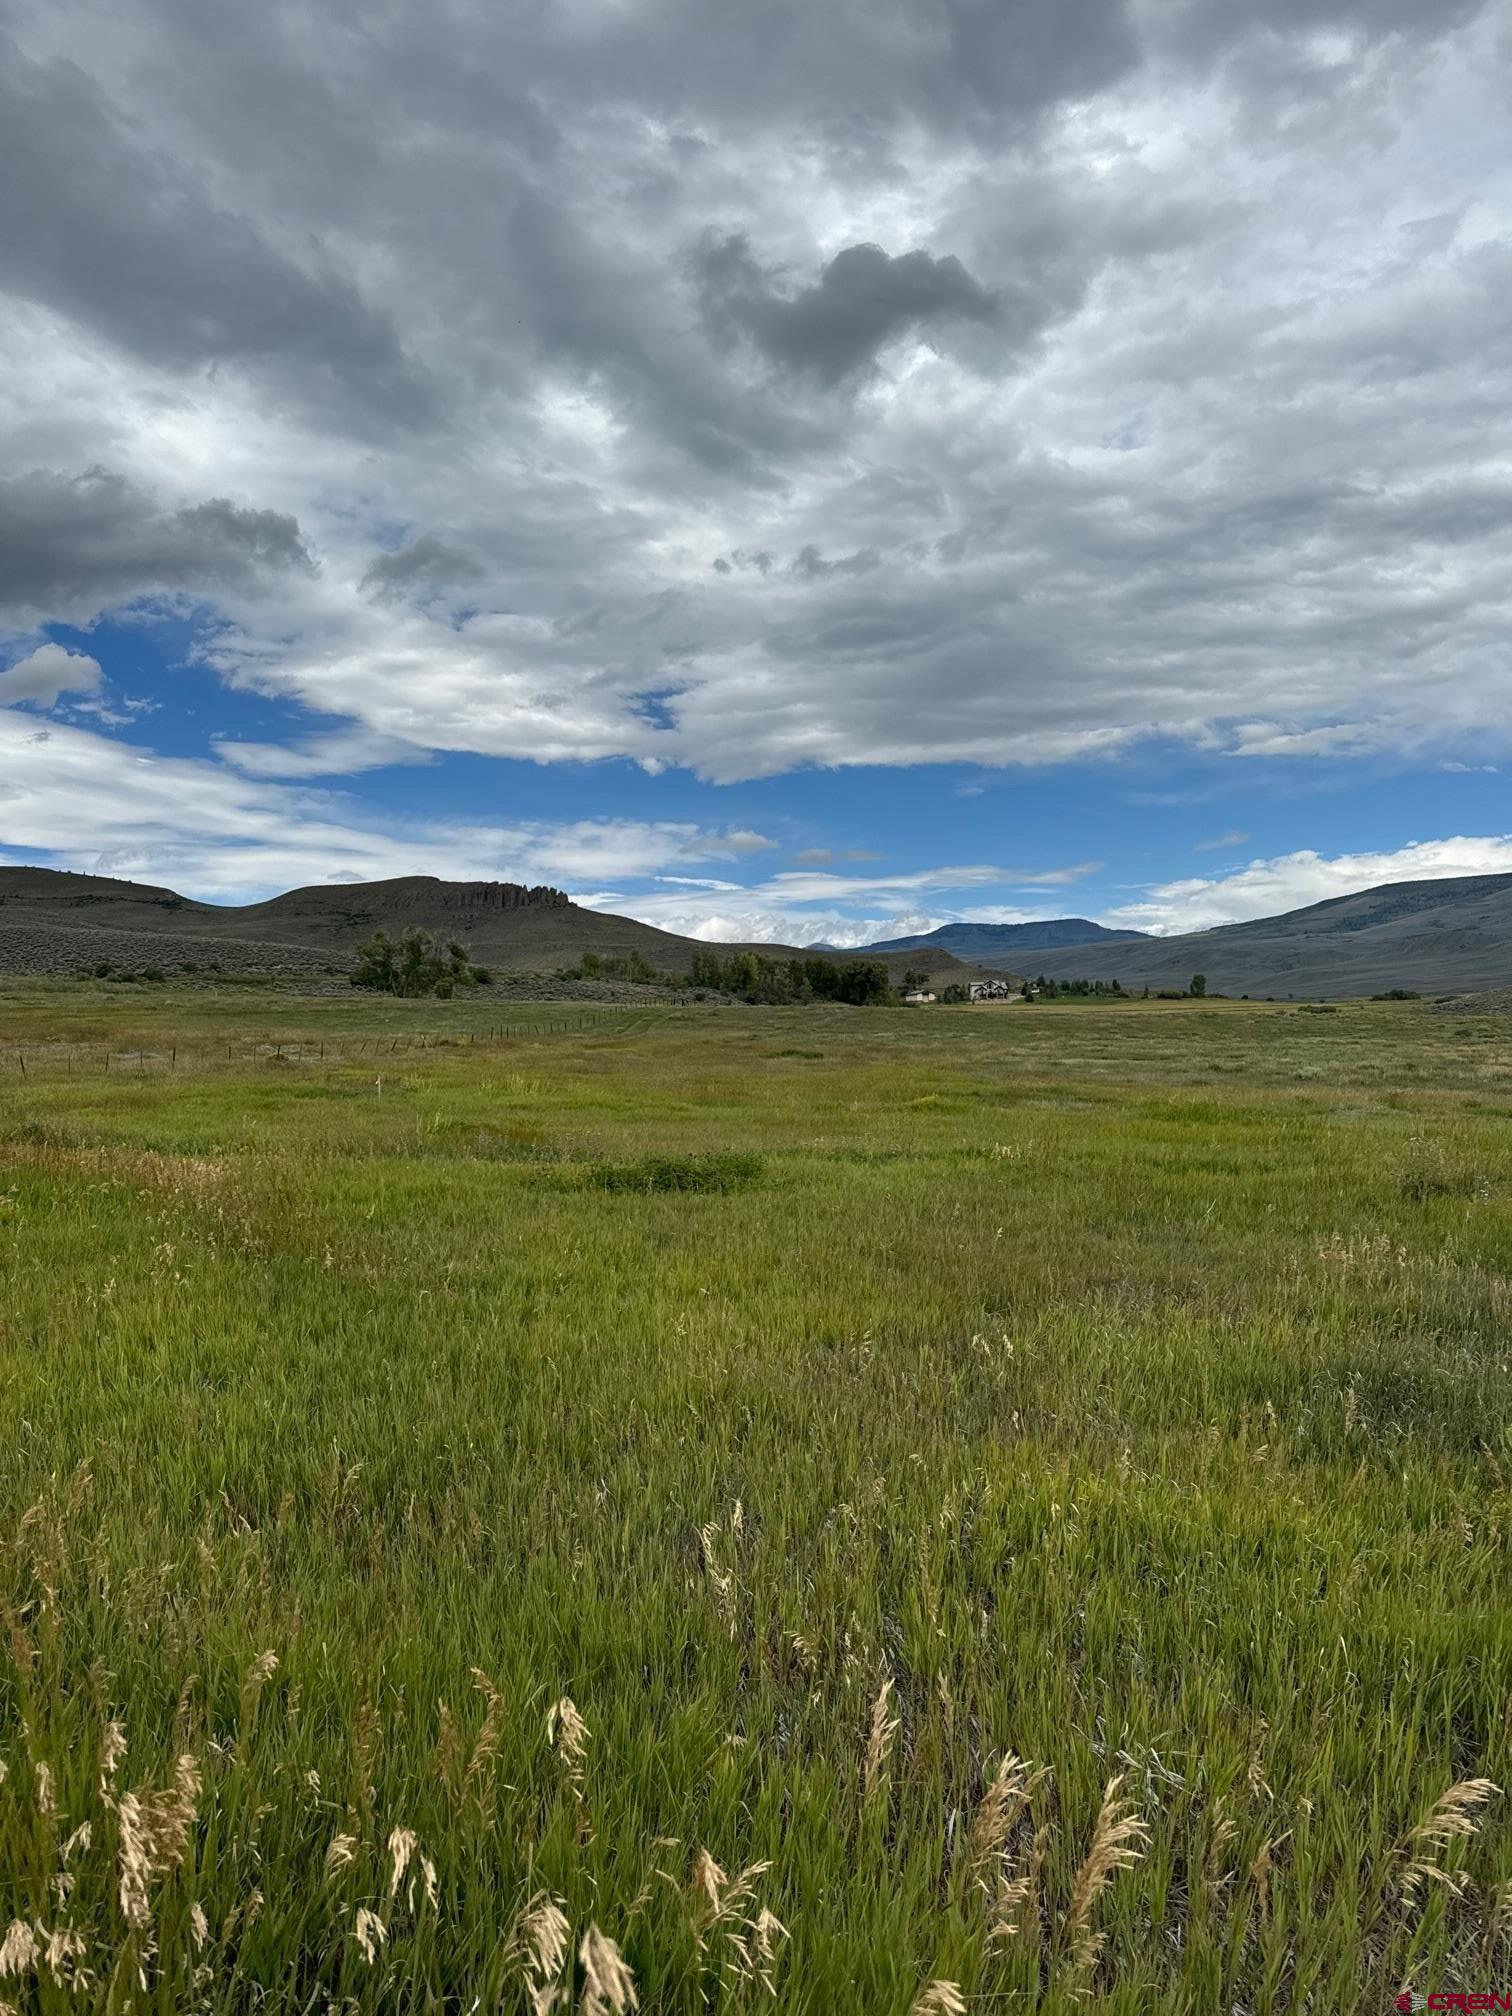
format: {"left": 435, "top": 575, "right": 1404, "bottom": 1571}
{"left": 351, "top": 929, "right": 485, "bottom": 997}
{"left": 559, "top": 950, "right": 679, "bottom": 987}
{"left": 586, "top": 1152, "right": 764, "bottom": 1194}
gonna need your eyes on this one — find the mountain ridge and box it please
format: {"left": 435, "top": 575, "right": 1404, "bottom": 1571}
{"left": 1001, "top": 871, "right": 1512, "bottom": 997}
{"left": 0, "top": 868, "right": 1008, "bottom": 989}
{"left": 4, "top": 864, "right": 1512, "bottom": 996}
{"left": 860, "top": 918, "right": 1150, "bottom": 956}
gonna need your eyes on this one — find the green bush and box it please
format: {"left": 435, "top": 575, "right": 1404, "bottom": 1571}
{"left": 559, "top": 949, "right": 679, "bottom": 987}
{"left": 586, "top": 1152, "right": 764, "bottom": 1194}
{"left": 351, "top": 929, "right": 485, "bottom": 997}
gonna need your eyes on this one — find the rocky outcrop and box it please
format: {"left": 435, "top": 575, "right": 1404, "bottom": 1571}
{"left": 435, "top": 883, "right": 569, "bottom": 912}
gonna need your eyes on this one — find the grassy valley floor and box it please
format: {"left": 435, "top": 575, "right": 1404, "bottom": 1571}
{"left": 1, "top": 983, "right": 1511, "bottom": 2010}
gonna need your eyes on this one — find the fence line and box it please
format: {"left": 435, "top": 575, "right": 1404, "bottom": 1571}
{"left": 4, "top": 1003, "right": 711, "bottom": 1079}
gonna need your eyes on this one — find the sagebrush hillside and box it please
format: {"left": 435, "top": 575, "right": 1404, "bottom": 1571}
{"left": 983, "top": 871, "right": 1512, "bottom": 997}
{"left": 0, "top": 868, "right": 1002, "bottom": 990}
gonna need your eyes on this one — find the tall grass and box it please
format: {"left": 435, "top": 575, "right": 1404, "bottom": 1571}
{"left": 0, "top": 986, "right": 1510, "bottom": 2009}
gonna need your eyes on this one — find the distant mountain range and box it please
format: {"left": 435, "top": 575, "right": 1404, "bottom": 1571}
{"left": 860, "top": 919, "right": 1150, "bottom": 957}
{"left": 4, "top": 865, "right": 1512, "bottom": 997}
{"left": 1000, "top": 872, "right": 1512, "bottom": 997}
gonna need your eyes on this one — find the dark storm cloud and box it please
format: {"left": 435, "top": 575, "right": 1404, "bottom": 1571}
{"left": 0, "top": 469, "right": 316, "bottom": 624}
{"left": 361, "top": 536, "right": 486, "bottom": 607}
{"left": 0, "top": 32, "right": 434, "bottom": 434}
{"left": 790, "top": 547, "right": 881, "bottom": 580}
{"left": 696, "top": 238, "right": 999, "bottom": 383}
{"left": 1156, "top": 0, "right": 1491, "bottom": 62}
{"left": 0, "top": 0, "right": 1506, "bottom": 784}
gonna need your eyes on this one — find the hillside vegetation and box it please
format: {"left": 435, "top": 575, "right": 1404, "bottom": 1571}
{"left": 0, "top": 984, "right": 1510, "bottom": 2010}
{"left": 0, "top": 869, "right": 999, "bottom": 994}
{"left": 993, "top": 871, "right": 1512, "bottom": 998}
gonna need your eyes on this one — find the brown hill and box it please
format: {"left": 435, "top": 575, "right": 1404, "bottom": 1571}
{"left": 0, "top": 868, "right": 1005, "bottom": 991}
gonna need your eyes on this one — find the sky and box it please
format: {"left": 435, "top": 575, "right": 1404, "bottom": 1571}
{"left": 2, "top": 0, "right": 1510, "bottom": 947}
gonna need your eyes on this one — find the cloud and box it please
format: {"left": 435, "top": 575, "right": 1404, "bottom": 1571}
{"left": 212, "top": 728, "right": 427, "bottom": 779}
{"left": 1194, "top": 829, "right": 1251, "bottom": 852}
{"left": 613, "top": 858, "right": 1101, "bottom": 941}
{"left": 361, "top": 536, "right": 486, "bottom": 607}
{"left": 1108, "top": 835, "right": 1512, "bottom": 935}
{"left": 0, "top": 469, "right": 315, "bottom": 625}
{"left": 0, "top": 0, "right": 1506, "bottom": 788}
{"left": 695, "top": 237, "right": 998, "bottom": 383}
{"left": 0, "top": 30, "right": 432, "bottom": 435}
{"left": 0, "top": 710, "right": 779, "bottom": 902}
{"left": 0, "top": 643, "right": 102, "bottom": 708}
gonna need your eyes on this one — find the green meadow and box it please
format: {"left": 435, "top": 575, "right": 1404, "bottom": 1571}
{"left": 2, "top": 981, "right": 1512, "bottom": 2012}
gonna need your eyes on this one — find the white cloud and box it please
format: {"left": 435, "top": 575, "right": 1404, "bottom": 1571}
{"left": 1109, "top": 835, "right": 1512, "bottom": 935}
{"left": 212, "top": 728, "right": 431, "bottom": 778}
{"left": 0, "top": 710, "right": 776, "bottom": 902}
{"left": 0, "top": 643, "right": 102, "bottom": 708}
{"left": 612, "top": 863, "right": 1101, "bottom": 943}
{"left": 1194, "top": 829, "right": 1250, "bottom": 852}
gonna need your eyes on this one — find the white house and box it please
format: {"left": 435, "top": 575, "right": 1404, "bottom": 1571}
{"left": 969, "top": 978, "right": 1018, "bottom": 1003}
{"left": 902, "top": 990, "right": 936, "bottom": 1004}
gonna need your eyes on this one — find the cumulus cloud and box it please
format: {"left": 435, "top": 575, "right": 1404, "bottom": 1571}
{"left": 0, "top": 469, "right": 314, "bottom": 625}
{"left": 0, "top": 0, "right": 1507, "bottom": 786}
{"left": 613, "top": 859, "right": 1101, "bottom": 941}
{"left": 1107, "top": 835, "right": 1512, "bottom": 935}
{"left": 695, "top": 237, "right": 999, "bottom": 383}
{"left": 0, "top": 643, "right": 102, "bottom": 708}
{"left": 0, "top": 710, "right": 778, "bottom": 903}
{"left": 0, "top": 29, "right": 433, "bottom": 434}
{"left": 361, "top": 536, "right": 485, "bottom": 607}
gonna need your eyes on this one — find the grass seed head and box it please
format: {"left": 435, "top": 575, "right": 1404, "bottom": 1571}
{"left": 353, "top": 1907, "right": 387, "bottom": 1963}
{"left": 863, "top": 1677, "right": 899, "bottom": 1802}
{"left": 1403, "top": 1778, "right": 1500, "bottom": 1901}
{"left": 546, "top": 1696, "right": 589, "bottom": 1788}
{"left": 116, "top": 1792, "right": 152, "bottom": 1931}
{"left": 40, "top": 1926, "right": 88, "bottom": 1989}
{"left": 579, "top": 1923, "right": 637, "bottom": 2015}
{"left": 518, "top": 1892, "right": 572, "bottom": 2015}
{"left": 1065, "top": 1774, "right": 1151, "bottom": 1973}
{"left": 386, "top": 1825, "right": 418, "bottom": 1895}
{"left": 0, "top": 1923, "right": 39, "bottom": 1981}
{"left": 910, "top": 1982, "right": 967, "bottom": 2015}
{"left": 968, "top": 1752, "right": 1047, "bottom": 1877}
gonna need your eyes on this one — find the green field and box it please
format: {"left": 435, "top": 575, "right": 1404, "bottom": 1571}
{"left": 2, "top": 981, "right": 1512, "bottom": 2012}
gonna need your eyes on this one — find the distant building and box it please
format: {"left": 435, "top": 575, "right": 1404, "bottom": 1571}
{"left": 969, "top": 978, "right": 1018, "bottom": 1003}
{"left": 902, "top": 990, "right": 936, "bottom": 1004}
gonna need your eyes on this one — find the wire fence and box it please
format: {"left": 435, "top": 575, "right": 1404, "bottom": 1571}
{"left": 3, "top": 1005, "right": 704, "bottom": 1079}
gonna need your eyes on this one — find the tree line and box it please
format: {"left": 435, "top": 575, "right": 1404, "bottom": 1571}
{"left": 688, "top": 947, "right": 893, "bottom": 1004}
